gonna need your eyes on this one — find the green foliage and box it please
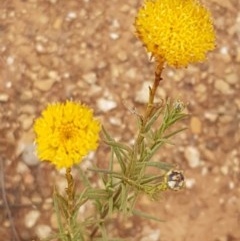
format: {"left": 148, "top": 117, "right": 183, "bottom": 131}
{"left": 47, "top": 97, "right": 187, "bottom": 241}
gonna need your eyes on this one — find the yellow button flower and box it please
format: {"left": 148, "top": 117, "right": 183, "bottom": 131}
{"left": 34, "top": 101, "right": 101, "bottom": 169}
{"left": 135, "top": 0, "right": 216, "bottom": 67}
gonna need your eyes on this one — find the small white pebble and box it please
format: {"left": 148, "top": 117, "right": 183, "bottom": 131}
{"left": 35, "top": 43, "right": 45, "bottom": 53}
{"left": 0, "top": 94, "right": 9, "bottom": 102}
{"left": 111, "top": 19, "right": 120, "bottom": 28}
{"left": 229, "top": 181, "right": 235, "bottom": 190}
{"left": 35, "top": 225, "right": 52, "bottom": 239}
{"left": 97, "top": 98, "right": 117, "bottom": 112}
{"left": 24, "top": 210, "right": 40, "bottom": 228}
{"left": 63, "top": 72, "right": 70, "bottom": 78}
{"left": 5, "top": 81, "right": 12, "bottom": 88}
{"left": 185, "top": 178, "right": 196, "bottom": 189}
{"left": 167, "top": 70, "right": 175, "bottom": 77}
{"left": 184, "top": 146, "right": 201, "bottom": 168}
{"left": 66, "top": 12, "right": 77, "bottom": 20}
{"left": 6, "top": 56, "right": 14, "bottom": 65}
{"left": 220, "top": 46, "right": 228, "bottom": 55}
{"left": 109, "top": 32, "right": 119, "bottom": 40}
{"left": 8, "top": 11, "right": 15, "bottom": 18}
{"left": 201, "top": 166, "right": 208, "bottom": 176}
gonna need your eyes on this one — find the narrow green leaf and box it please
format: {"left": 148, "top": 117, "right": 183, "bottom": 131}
{"left": 144, "top": 161, "right": 173, "bottom": 171}
{"left": 144, "top": 107, "right": 163, "bottom": 132}
{"left": 85, "top": 188, "right": 109, "bottom": 200}
{"left": 54, "top": 192, "right": 69, "bottom": 220}
{"left": 53, "top": 191, "right": 68, "bottom": 241}
{"left": 112, "top": 146, "right": 126, "bottom": 173}
{"left": 104, "top": 140, "right": 131, "bottom": 153}
{"left": 102, "top": 126, "right": 127, "bottom": 171}
{"left": 163, "top": 127, "right": 188, "bottom": 139}
{"left": 98, "top": 223, "right": 108, "bottom": 240}
{"left": 133, "top": 209, "right": 164, "bottom": 222}
{"left": 76, "top": 165, "right": 91, "bottom": 187}
{"left": 141, "top": 141, "right": 164, "bottom": 163}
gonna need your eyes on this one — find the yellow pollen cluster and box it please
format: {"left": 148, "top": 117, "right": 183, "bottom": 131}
{"left": 34, "top": 101, "right": 101, "bottom": 169}
{"left": 135, "top": 0, "right": 216, "bottom": 67}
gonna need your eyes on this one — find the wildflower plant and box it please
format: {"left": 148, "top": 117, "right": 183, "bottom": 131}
{"left": 33, "top": 0, "right": 215, "bottom": 240}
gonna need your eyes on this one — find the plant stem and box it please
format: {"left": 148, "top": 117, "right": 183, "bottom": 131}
{"left": 65, "top": 167, "right": 74, "bottom": 240}
{"left": 66, "top": 167, "right": 74, "bottom": 214}
{"left": 127, "top": 60, "right": 164, "bottom": 177}
{"left": 90, "top": 60, "right": 164, "bottom": 239}
{"left": 138, "top": 60, "right": 164, "bottom": 143}
{"left": 90, "top": 185, "right": 122, "bottom": 239}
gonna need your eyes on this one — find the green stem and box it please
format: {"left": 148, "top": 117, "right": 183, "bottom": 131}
{"left": 65, "top": 167, "right": 75, "bottom": 240}
{"left": 90, "top": 60, "right": 164, "bottom": 240}
{"left": 127, "top": 60, "right": 164, "bottom": 177}
{"left": 90, "top": 185, "right": 122, "bottom": 239}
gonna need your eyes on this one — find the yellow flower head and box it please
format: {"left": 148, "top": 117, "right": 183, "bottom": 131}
{"left": 34, "top": 101, "right": 101, "bottom": 169}
{"left": 135, "top": 0, "right": 216, "bottom": 67}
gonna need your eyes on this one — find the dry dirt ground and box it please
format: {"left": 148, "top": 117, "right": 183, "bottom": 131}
{"left": 0, "top": 0, "right": 240, "bottom": 240}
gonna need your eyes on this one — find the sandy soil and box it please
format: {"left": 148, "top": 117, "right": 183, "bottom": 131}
{"left": 0, "top": 0, "right": 240, "bottom": 240}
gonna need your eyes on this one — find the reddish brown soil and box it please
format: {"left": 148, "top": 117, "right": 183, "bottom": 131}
{"left": 0, "top": 0, "right": 240, "bottom": 241}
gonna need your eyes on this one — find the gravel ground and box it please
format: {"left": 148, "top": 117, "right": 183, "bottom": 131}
{"left": 0, "top": 0, "right": 240, "bottom": 240}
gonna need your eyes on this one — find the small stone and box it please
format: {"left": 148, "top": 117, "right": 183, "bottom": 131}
{"left": 97, "top": 98, "right": 117, "bottom": 112}
{"left": 21, "top": 143, "right": 39, "bottom": 167}
{"left": 185, "top": 178, "right": 196, "bottom": 189}
{"left": 35, "top": 225, "right": 52, "bottom": 239}
{"left": 35, "top": 43, "right": 45, "bottom": 53}
{"left": 82, "top": 72, "right": 97, "bottom": 84}
{"left": 135, "top": 81, "right": 152, "bottom": 104}
{"left": 184, "top": 146, "right": 201, "bottom": 168}
{"left": 117, "top": 51, "right": 127, "bottom": 61}
{"left": 190, "top": 116, "right": 202, "bottom": 134}
{"left": 24, "top": 210, "right": 40, "bottom": 228}
{"left": 220, "top": 166, "right": 228, "bottom": 175}
{"left": 39, "top": 14, "right": 49, "bottom": 25}
{"left": 97, "top": 60, "right": 107, "bottom": 69}
{"left": 19, "top": 114, "right": 34, "bottom": 130}
{"left": 66, "top": 12, "right": 77, "bottom": 20}
{"left": 125, "top": 68, "right": 137, "bottom": 79}
{"left": 53, "top": 17, "right": 63, "bottom": 29}
{"left": 204, "top": 111, "right": 218, "bottom": 122}
{"left": 50, "top": 213, "right": 58, "bottom": 229}
{"left": 194, "top": 83, "right": 207, "bottom": 93}
{"left": 5, "top": 81, "right": 12, "bottom": 88}
{"left": 109, "top": 32, "right": 119, "bottom": 40}
{"left": 34, "top": 79, "right": 57, "bottom": 91}
{"left": 0, "top": 93, "right": 9, "bottom": 102}
{"left": 220, "top": 46, "right": 229, "bottom": 55}
{"left": 236, "top": 47, "right": 240, "bottom": 62}
{"left": 20, "top": 91, "right": 33, "bottom": 101}
{"left": 6, "top": 56, "right": 14, "bottom": 65}
{"left": 23, "top": 172, "right": 35, "bottom": 185}
{"left": 31, "top": 193, "right": 43, "bottom": 205}
{"left": 214, "top": 79, "right": 232, "bottom": 95}
{"left": 234, "top": 99, "right": 240, "bottom": 110}
{"left": 47, "top": 70, "right": 60, "bottom": 81}
{"left": 109, "top": 117, "right": 121, "bottom": 126}
{"left": 225, "top": 73, "right": 238, "bottom": 85}
{"left": 16, "top": 161, "right": 30, "bottom": 174}
{"left": 140, "top": 230, "right": 160, "bottom": 241}
{"left": 229, "top": 181, "right": 235, "bottom": 190}
{"left": 218, "top": 115, "right": 233, "bottom": 124}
